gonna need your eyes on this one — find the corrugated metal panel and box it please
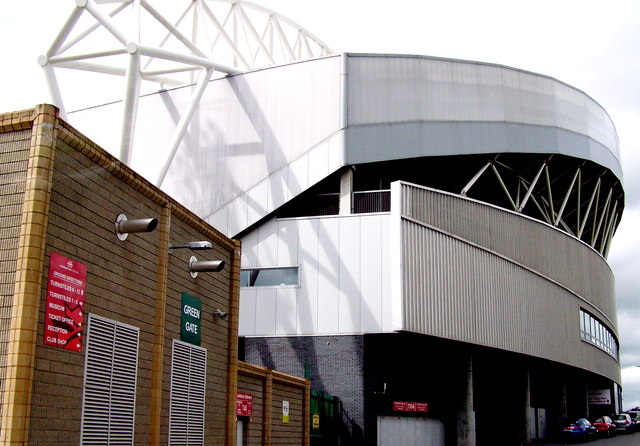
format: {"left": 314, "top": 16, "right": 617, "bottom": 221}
{"left": 377, "top": 416, "right": 444, "bottom": 446}
{"left": 81, "top": 314, "right": 139, "bottom": 446}
{"left": 398, "top": 182, "right": 619, "bottom": 380}
{"left": 399, "top": 182, "right": 616, "bottom": 322}
{"left": 346, "top": 55, "right": 619, "bottom": 170}
{"left": 169, "top": 340, "right": 207, "bottom": 446}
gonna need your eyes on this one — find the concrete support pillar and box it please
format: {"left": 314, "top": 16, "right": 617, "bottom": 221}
{"left": 523, "top": 368, "right": 534, "bottom": 442}
{"left": 339, "top": 168, "right": 354, "bottom": 215}
{"left": 457, "top": 354, "right": 476, "bottom": 446}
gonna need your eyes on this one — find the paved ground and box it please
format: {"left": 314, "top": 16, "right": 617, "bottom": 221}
{"left": 540, "top": 431, "right": 640, "bottom": 446}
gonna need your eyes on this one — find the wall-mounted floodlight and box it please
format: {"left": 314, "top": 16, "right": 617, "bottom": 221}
{"left": 189, "top": 256, "right": 225, "bottom": 278}
{"left": 116, "top": 213, "right": 158, "bottom": 241}
{"left": 169, "top": 241, "right": 213, "bottom": 252}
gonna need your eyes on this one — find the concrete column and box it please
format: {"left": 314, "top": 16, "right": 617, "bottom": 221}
{"left": 523, "top": 368, "right": 534, "bottom": 442}
{"left": 457, "top": 354, "right": 476, "bottom": 446}
{"left": 339, "top": 168, "right": 354, "bottom": 215}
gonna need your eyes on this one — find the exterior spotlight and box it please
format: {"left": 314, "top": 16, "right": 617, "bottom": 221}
{"left": 213, "top": 309, "right": 228, "bottom": 320}
{"left": 189, "top": 256, "right": 225, "bottom": 278}
{"left": 115, "top": 213, "right": 158, "bottom": 241}
{"left": 169, "top": 241, "right": 213, "bottom": 252}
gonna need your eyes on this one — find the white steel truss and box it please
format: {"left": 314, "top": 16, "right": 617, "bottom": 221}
{"left": 460, "top": 155, "right": 623, "bottom": 258}
{"left": 39, "top": 0, "right": 333, "bottom": 184}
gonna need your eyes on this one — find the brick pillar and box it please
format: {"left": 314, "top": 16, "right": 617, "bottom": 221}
{"left": 0, "top": 104, "right": 58, "bottom": 444}
{"left": 149, "top": 203, "right": 171, "bottom": 445}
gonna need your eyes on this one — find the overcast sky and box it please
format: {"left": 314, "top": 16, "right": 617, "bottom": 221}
{"left": 2, "top": 0, "right": 639, "bottom": 409}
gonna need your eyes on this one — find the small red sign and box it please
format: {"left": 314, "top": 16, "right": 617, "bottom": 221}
{"left": 44, "top": 253, "right": 86, "bottom": 351}
{"left": 393, "top": 401, "right": 428, "bottom": 413}
{"left": 237, "top": 393, "right": 253, "bottom": 416}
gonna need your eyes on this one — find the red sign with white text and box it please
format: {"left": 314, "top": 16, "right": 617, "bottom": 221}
{"left": 44, "top": 253, "right": 86, "bottom": 351}
{"left": 236, "top": 393, "right": 253, "bottom": 416}
{"left": 393, "top": 401, "right": 428, "bottom": 413}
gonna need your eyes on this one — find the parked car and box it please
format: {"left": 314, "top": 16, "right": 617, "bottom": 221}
{"left": 592, "top": 416, "right": 617, "bottom": 437}
{"left": 627, "top": 410, "right": 640, "bottom": 427}
{"left": 611, "top": 413, "right": 635, "bottom": 434}
{"left": 561, "top": 418, "right": 598, "bottom": 442}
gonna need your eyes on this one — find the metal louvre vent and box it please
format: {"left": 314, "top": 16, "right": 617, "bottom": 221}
{"left": 169, "top": 339, "right": 207, "bottom": 445}
{"left": 81, "top": 314, "right": 140, "bottom": 445}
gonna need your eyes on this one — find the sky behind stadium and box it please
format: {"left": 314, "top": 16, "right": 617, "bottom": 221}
{"left": 2, "top": 0, "right": 639, "bottom": 409}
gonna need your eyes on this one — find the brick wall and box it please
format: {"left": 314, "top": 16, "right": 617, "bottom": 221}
{"left": 0, "top": 128, "right": 32, "bottom": 425}
{"left": 237, "top": 362, "right": 309, "bottom": 446}
{"left": 244, "top": 335, "right": 365, "bottom": 433}
{"left": 1, "top": 106, "right": 309, "bottom": 446}
{"left": 1, "top": 108, "right": 237, "bottom": 445}
{"left": 237, "top": 373, "right": 265, "bottom": 445}
{"left": 271, "top": 382, "right": 305, "bottom": 445}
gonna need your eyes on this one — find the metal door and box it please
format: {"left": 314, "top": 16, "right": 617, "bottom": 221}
{"left": 377, "top": 416, "right": 444, "bottom": 446}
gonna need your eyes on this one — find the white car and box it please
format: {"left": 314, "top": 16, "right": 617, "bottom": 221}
{"left": 611, "top": 413, "right": 635, "bottom": 434}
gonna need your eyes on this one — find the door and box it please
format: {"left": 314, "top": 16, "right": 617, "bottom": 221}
{"left": 377, "top": 416, "right": 444, "bottom": 446}
{"left": 236, "top": 419, "right": 245, "bottom": 446}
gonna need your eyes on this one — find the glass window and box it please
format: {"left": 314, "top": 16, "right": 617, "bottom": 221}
{"left": 240, "top": 266, "right": 299, "bottom": 287}
{"left": 580, "top": 309, "right": 618, "bottom": 360}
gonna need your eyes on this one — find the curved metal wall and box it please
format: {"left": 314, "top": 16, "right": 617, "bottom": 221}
{"left": 345, "top": 54, "right": 622, "bottom": 183}
{"left": 399, "top": 182, "right": 616, "bottom": 320}
{"left": 69, "top": 54, "right": 622, "bottom": 240}
{"left": 395, "top": 182, "right": 619, "bottom": 381}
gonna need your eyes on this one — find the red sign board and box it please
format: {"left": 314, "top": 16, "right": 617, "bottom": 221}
{"left": 393, "top": 401, "right": 428, "bottom": 413}
{"left": 44, "top": 253, "right": 86, "bottom": 351}
{"left": 236, "top": 393, "right": 253, "bottom": 416}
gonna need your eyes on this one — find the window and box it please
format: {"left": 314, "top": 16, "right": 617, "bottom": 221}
{"left": 580, "top": 309, "right": 618, "bottom": 360}
{"left": 81, "top": 314, "right": 140, "bottom": 445}
{"left": 169, "top": 339, "right": 207, "bottom": 445}
{"left": 240, "top": 266, "right": 299, "bottom": 287}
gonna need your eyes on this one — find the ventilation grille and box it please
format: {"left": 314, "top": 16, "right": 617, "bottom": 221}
{"left": 81, "top": 314, "right": 140, "bottom": 445}
{"left": 169, "top": 339, "right": 207, "bottom": 445}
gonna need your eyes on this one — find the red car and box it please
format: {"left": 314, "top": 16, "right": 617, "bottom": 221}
{"left": 592, "top": 416, "right": 617, "bottom": 437}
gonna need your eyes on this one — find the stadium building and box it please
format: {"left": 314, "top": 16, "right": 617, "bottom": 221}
{"left": 43, "top": 2, "right": 624, "bottom": 444}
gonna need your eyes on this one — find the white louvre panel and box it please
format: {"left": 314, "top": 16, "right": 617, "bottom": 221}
{"left": 81, "top": 314, "right": 140, "bottom": 445}
{"left": 169, "top": 339, "right": 207, "bottom": 445}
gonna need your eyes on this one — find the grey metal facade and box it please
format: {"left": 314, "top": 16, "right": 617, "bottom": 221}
{"left": 395, "top": 182, "right": 619, "bottom": 382}
{"left": 69, "top": 52, "right": 625, "bottom": 445}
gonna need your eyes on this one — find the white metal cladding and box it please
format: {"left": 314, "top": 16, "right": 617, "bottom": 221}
{"left": 69, "top": 54, "right": 622, "bottom": 242}
{"left": 169, "top": 339, "right": 207, "bottom": 445}
{"left": 238, "top": 213, "right": 392, "bottom": 336}
{"left": 80, "top": 314, "right": 140, "bottom": 446}
{"left": 397, "top": 181, "right": 617, "bottom": 323}
{"left": 68, "top": 55, "right": 343, "bottom": 227}
{"left": 344, "top": 54, "right": 622, "bottom": 182}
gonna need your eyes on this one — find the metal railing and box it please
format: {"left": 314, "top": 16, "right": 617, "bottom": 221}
{"left": 353, "top": 190, "right": 390, "bottom": 214}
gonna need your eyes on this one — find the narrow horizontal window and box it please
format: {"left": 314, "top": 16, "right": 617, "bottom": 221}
{"left": 580, "top": 309, "right": 618, "bottom": 360}
{"left": 240, "top": 266, "right": 299, "bottom": 287}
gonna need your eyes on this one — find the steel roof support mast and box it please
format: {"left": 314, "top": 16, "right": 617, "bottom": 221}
{"left": 38, "top": 0, "right": 333, "bottom": 184}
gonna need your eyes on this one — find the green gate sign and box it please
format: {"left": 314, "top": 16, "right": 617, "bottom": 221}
{"left": 181, "top": 292, "right": 201, "bottom": 346}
